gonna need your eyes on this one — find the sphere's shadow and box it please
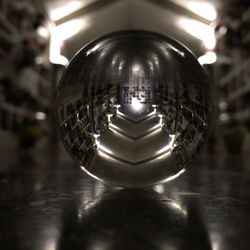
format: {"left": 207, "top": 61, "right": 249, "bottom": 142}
{"left": 57, "top": 189, "right": 212, "bottom": 250}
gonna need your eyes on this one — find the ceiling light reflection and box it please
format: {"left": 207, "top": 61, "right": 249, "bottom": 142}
{"left": 187, "top": 2, "right": 217, "bottom": 21}
{"left": 86, "top": 44, "right": 103, "bottom": 56}
{"left": 50, "top": 1, "right": 84, "bottom": 21}
{"left": 179, "top": 18, "right": 216, "bottom": 50}
{"left": 156, "top": 134, "right": 176, "bottom": 154}
{"left": 132, "top": 64, "right": 140, "bottom": 72}
{"left": 50, "top": 19, "right": 87, "bottom": 65}
{"left": 54, "top": 19, "right": 87, "bottom": 41}
{"left": 131, "top": 97, "right": 143, "bottom": 111}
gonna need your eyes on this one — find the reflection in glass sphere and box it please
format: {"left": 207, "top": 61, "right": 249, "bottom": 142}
{"left": 55, "top": 30, "right": 213, "bottom": 187}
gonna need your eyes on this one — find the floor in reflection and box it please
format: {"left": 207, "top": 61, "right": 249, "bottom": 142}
{"left": 0, "top": 140, "right": 250, "bottom": 250}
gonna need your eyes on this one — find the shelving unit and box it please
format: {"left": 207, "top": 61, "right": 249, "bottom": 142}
{"left": 215, "top": 1, "right": 250, "bottom": 125}
{"left": 0, "top": 0, "right": 51, "bottom": 139}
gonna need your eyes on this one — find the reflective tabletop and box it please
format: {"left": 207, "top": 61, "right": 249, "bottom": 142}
{"left": 0, "top": 142, "right": 250, "bottom": 250}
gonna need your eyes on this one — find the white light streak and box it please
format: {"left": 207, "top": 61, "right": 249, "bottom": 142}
{"left": 95, "top": 139, "right": 113, "bottom": 155}
{"left": 187, "top": 2, "right": 217, "bottom": 21}
{"left": 107, "top": 114, "right": 113, "bottom": 123}
{"left": 169, "top": 200, "right": 187, "bottom": 216}
{"left": 50, "top": 1, "right": 84, "bottom": 21}
{"left": 86, "top": 44, "right": 103, "bottom": 56}
{"left": 156, "top": 134, "right": 176, "bottom": 154}
{"left": 167, "top": 44, "right": 185, "bottom": 57}
{"left": 179, "top": 18, "right": 216, "bottom": 50}
{"left": 97, "top": 150, "right": 114, "bottom": 160}
{"left": 165, "top": 169, "right": 186, "bottom": 182}
{"left": 54, "top": 19, "right": 86, "bottom": 41}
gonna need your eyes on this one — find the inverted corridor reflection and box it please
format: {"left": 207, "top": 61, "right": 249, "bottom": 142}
{"left": 56, "top": 30, "right": 213, "bottom": 187}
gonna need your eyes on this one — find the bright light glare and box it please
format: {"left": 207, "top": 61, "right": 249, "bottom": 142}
{"left": 46, "top": 240, "right": 57, "bottom": 250}
{"left": 198, "top": 52, "right": 217, "bottom": 65}
{"left": 50, "top": 19, "right": 87, "bottom": 65}
{"left": 156, "top": 134, "right": 176, "bottom": 154}
{"left": 187, "top": 2, "right": 217, "bottom": 21}
{"left": 54, "top": 19, "right": 86, "bottom": 41}
{"left": 131, "top": 98, "right": 143, "bottom": 111}
{"left": 167, "top": 44, "right": 185, "bottom": 57}
{"left": 154, "top": 184, "right": 164, "bottom": 194}
{"left": 95, "top": 139, "right": 113, "bottom": 155}
{"left": 35, "top": 112, "right": 47, "bottom": 120}
{"left": 50, "top": 1, "right": 84, "bottom": 21}
{"left": 50, "top": 54, "right": 68, "bottom": 66}
{"left": 132, "top": 64, "right": 140, "bottom": 72}
{"left": 179, "top": 18, "right": 216, "bottom": 49}
{"left": 107, "top": 114, "right": 113, "bottom": 123}
{"left": 37, "top": 26, "right": 50, "bottom": 39}
{"left": 49, "top": 32, "right": 68, "bottom": 65}
{"left": 86, "top": 44, "right": 102, "bottom": 56}
{"left": 169, "top": 200, "right": 187, "bottom": 216}
{"left": 165, "top": 169, "right": 186, "bottom": 182}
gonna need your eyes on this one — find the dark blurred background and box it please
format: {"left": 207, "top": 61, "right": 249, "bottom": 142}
{"left": 0, "top": 1, "right": 250, "bottom": 250}
{"left": 1, "top": 0, "right": 250, "bottom": 157}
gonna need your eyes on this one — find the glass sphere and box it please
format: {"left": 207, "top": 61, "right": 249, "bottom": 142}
{"left": 55, "top": 30, "right": 213, "bottom": 187}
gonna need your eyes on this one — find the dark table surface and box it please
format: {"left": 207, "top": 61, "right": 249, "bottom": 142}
{"left": 0, "top": 142, "right": 250, "bottom": 250}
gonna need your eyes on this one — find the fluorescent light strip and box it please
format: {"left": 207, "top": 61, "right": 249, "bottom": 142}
{"left": 178, "top": 18, "right": 216, "bottom": 50}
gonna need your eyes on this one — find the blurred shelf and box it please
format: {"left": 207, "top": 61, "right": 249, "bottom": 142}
{"left": 243, "top": 32, "right": 250, "bottom": 44}
{"left": 0, "top": 13, "right": 18, "bottom": 35}
{"left": 228, "top": 81, "right": 250, "bottom": 102}
{"left": 232, "top": 107, "right": 250, "bottom": 122}
{"left": 0, "top": 29, "right": 16, "bottom": 49}
{"left": 0, "top": 102, "right": 34, "bottom": 119}
{"left": 219, "top": 58, "right": 250, "bottom": 87}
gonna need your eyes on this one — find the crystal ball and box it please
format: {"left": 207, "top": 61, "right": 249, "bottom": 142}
{"left": 55, "top": 30, "right": 213, "bottom": 187}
